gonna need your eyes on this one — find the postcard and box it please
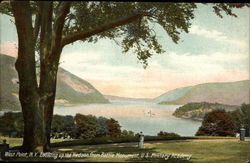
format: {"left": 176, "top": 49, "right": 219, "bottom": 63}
{"left": 0, "top": 1, "right": 249, "bottom": 162}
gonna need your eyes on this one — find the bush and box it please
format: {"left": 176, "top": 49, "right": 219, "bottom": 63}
{"left": 121, "top": 130, "right": 135, "bottom": 137}
{"left": 50, "top": 135, "right": 187, "bottom": 148}
{"left": 157, "top": 131, "right": 180, "bottom": 138}
{"left": 196, "top": 110, "right": 236, "bottom": 136}
{"left": 106, "top": 118, "right": 121, "bottom": 137}
{"left": 0, "top": 112, "right": 23, "bottom": 137}
{"left": 229, "top": 104, "right": 250, "bottom": 136}
{"left": 0, "top": 112, "right": 124, "bottom": 139}
{"left": 74, "top": 114, "right": 98, "bottom": 139}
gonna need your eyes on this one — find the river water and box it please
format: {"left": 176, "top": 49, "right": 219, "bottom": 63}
{"left": 54, "top": 101, "right": 201, "bottom": 136}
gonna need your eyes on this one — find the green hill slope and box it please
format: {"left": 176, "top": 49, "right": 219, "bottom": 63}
{"left": 173, "top": 102, "right": 240, "bottom": 121}
{"left": 0, "top": 54, "right": 109, "bottom": 111}
{"left": 159, "top": 80, "right": 250, "bottom": 105}
{"left": 152, "top": 86, "right": 193, "bottom": 103}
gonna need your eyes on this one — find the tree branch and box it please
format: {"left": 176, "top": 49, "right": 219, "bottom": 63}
{"left": 50, "top": 2, "right": 71, "bottom": 55}
{"left": 62, "top": 12, "right": 151, "bottom": 47}
{"left": 10, "top": 1, "right": 38, "bottom": 89}
{"left": 39, "top": 1, "right": 53, "bottom": 62}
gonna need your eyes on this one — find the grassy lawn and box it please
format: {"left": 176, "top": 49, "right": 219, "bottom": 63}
{"left": 0, "top": 136, "right": 74, "bottom": 148}
{"left": 147, "top": 141, "right": 250, "bottom": 163}
{"left": 1, "top": 136, "right": 250, "bottom": 162}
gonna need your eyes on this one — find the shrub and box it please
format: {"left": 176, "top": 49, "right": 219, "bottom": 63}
{"left": 0, "top": 112, "right": 23, "bottom": 137}
{"left": 74, "top": 114, "right": 98, "bottom": 139}
{"left": 196, "top": 110, "right": 236, "bottom": 136}
{"left": 229, "top": 103, "right": 250, "bottom": 136}
{"left": 157, "top": 131, "right": 180, "bottom": 138}
{"left": 106, "top": 118, "right": 121, "bottom": 137}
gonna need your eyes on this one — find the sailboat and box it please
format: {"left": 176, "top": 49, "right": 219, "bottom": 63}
{"left": 144, "top": 110, "right": 155, "bottom": 117}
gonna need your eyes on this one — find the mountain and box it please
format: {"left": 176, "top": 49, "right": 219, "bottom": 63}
{"left": 0, "top": 54, "right": 109, "bottom": 111}
{"left": 56, "top": 68, "right": 109, "bottom": 104}
{"left": 0, "top": 54, "right": 21, "bottom": 111}
{"left": 104, "top": 94, "right": 151, "bottom": 102}
{"left": 152, "top": 86, "right": 193, "bottom": 103}
{"left": 156, "top": 80, "right": 250, "bottom": 106}
{"left": 172, "top": 102, "right": 240, "bottom": 121}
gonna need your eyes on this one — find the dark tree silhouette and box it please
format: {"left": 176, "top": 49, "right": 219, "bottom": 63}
{"left": 196, "top": 110, "right": 236, "bottom": 136}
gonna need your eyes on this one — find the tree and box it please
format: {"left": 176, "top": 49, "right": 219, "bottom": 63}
{"left": 96, "top": 116, "right": 109, "bottom": 137}
{"left": 0, "top": 1, "right": 248, "bottom": 152}
{"left": 121, "top": 130, "right": 135, "bottom": 137}
{"left": 0, "top": 112, "right": 23, "bottom": 138}
{"left": 51, "top": 114, "right": 75, "bottom": 139}
{"left": 196, "top": 110, "right": 236, "bottom": 136}
{"left": 74, "top": 114, "right": 98, "bottom": 139}
{"left": 229, "top": 104, "right": 250, "bottom": 136}
{"left": 157, "top": 131, "right": 180, "bottom": 137}
{"left": 107, "top": 118, "right": 122, "bottom": 137}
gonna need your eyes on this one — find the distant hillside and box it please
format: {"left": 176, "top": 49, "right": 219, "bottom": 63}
{"left": 158, "top": 80, "right": 250, "bottom": 105}
{"left": 152, "top": 86, "right": 193, "bottom": 103}
{"left": 0, "top": 54, "right": 109, "bottom": 111}
{"left": 104, "top": 95, "right": 151, "bottom": 102}
{"left": 0, "top": 54, "right": 21, "bottom": 111}
{"left": 56, "top": 68, "right": 109, "bottom": 104}
{"left": 173, "top": 102, "right": 240, "bottom": 121}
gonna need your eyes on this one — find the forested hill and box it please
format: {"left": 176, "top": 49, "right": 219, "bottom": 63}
{"left": 0, "top": 54, "right": 109, "bottom": 111}
{"left": 173, "top": 102, "right": 240, "bottom": 121}
{"left": 157, "top": 80, "right": 250, "bottom": 106}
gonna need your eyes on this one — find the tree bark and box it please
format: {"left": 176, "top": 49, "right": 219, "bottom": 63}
{"left": 11, "top": 1, "right": 70, "bottom": 152}
{"left": 11, "top": 1, "right": 47, "bottom": 152}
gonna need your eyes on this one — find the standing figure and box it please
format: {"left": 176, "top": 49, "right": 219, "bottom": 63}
{"left": 138, "top": 131, "right": 144, "bottom": 148}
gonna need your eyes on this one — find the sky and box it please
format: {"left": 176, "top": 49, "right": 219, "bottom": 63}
{"left": 0, "top": 4, "right": 249, "bottom": 98}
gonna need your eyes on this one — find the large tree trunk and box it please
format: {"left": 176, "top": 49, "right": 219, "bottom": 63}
{"left": 11, "top": 1, "right": 70, "bottom": 152}
{"left": 11, "top": 1, "right": 44, "bottom": 152}
{"left": 17, "top": 62, "right": 58, "bottom": 152}
{"left": 39, "top": 61, "right": 60, "bottom": 151}
{"left": 11, "top": 1, "right": 58, "bottom": 152}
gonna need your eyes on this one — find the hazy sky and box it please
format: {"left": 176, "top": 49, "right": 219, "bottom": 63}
{"left": 0, "top": 4, "right": 249, "bottom": 98}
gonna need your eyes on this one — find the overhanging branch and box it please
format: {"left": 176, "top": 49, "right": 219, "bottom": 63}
{"left": 62, "top": 12, "right": 152, "bottom": 47}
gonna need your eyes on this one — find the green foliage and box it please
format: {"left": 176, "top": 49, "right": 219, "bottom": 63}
{"left": 96, "top": 116, "right": 109, "bottom": 137}
{"left": 51, "top": 115, "right": 76, "bottom": 139}
{"left": 50, "top": 135, "right": 186, "bottom": 148}
{"left": 0, "top": 112, "right": 124, "bottom": 139}
{"left": 157, "top": 131, "right": 180, "bottom": 138}
{"left": 196, "top": 110, "right": 236, "bottom": 136}
{"left": 229, "top": 104, "right": 250, "bottom": 136}
{"left": 0, "top": 112, "right": 23, "bottom": 137}
{"left": 1, "top": 2, "right": 248, "bottom": 67}
{"left": 173, "top": 102, "right": 239, "bottom": 120}
{"left": 106, "top": 118, "right": 122, "bottom": 137}
{"left": 121, "top": 130, "right": 135, "bottom": 137}
{"left": 74, "top": 114, "right": 98, "bottom": 139}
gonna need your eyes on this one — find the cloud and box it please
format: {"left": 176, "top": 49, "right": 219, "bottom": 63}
{"left": 189, "top": 25, "right": 249, "bottom": 49}
{"left": 154, "top": 51, "right": 249, "bottom": 73}
{"left": 61, "top": 49, "right": 249, "bottom": 98}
